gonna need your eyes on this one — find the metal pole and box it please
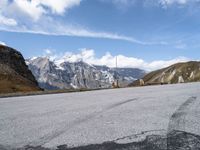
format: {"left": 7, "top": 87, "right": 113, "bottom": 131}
{"left": 116, "top": 56, "right": 119, "bottom": 88}
{"left": 116, "top": 56, "right": 118, "bottom": 70}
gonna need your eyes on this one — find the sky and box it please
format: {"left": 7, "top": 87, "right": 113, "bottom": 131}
{"left": 0, "top": 0, "right": 200, "bottom": 71}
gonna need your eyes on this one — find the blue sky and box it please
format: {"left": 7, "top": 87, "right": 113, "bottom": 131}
{"left": 0, "top": 0, "right": 200, "bottom": 70}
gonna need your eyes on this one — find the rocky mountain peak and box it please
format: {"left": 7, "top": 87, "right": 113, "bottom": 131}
{"left": 27, "top": 56, "right": 146, "bottom": 90}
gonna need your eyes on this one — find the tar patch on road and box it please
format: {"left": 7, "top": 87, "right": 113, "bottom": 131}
{"left": 0, "top": 134, "right": 167, "bottom": 150}
{"left": 1, "top": 131, "right": 200, "bottom": 150}
{"left": 2, "top": 132, "right": 200, "bottom": 150}
{"left": 167, "top": 130, "right": 200, "bottom": 150}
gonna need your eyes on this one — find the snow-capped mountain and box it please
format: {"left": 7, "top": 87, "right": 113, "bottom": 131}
{"left": 26, "top": 57, "right": 146, "bottom": 90}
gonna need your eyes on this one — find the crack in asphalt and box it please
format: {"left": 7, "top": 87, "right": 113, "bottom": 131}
{"left": 113, "top": 129, "right": 166, "bottom": 143}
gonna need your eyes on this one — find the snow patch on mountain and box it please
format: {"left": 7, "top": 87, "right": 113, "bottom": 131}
{"left": 26, "top": 57, "right": 146, "bottom": 90}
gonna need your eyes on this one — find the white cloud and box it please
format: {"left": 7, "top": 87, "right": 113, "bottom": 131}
{"left": 145, "top": 57, "right": 189, "bottom": 70}
{"left": 0, "top": 0, "right": 169, "bottom": 45}
{"left": 0, "top": 0, "right": 17, "bottom": 26}
{"left": 159, "top": 0, "right": 190, "bottom": 5}
{"left": 0, "top": 19, "right": 163, "bottom": 45}
{"left": 0, "top": 0, "right": 7, "bottom": 9}
{"left": 0, "top": 15, "right": 17, "bottom": 26}
{"left": 1, "top": 0, "right": 81, "bottom": 22}
{"left": 44, "top": 48, "right": 189, "bottom": 71}
{"left": 151, "top": 0, "right": 199, "bottom": 7}
{"left": 0, "top": 41, "right": 6, "bottom": 46}
{"left": 101, "top": 0, "right": 198, "bottom": 8}
{"left": 9, "top": 0, "right": 46, "bottom": 21}
{"left": 43, "top": 48, "right": 60, "bottom": 60}
{"left": 44, "top": 49, "right": 52, "bottom": 55}
{"left": 38, "top": 0, "right": 81, "bottom": 15}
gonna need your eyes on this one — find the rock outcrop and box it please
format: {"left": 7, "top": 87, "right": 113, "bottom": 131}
{"left": 0, "top": 45, "right": 41, "bottom": 93}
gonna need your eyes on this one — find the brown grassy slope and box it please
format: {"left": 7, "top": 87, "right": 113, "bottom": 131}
{"left": 130, "top": 61, "right": 200, "bottom": 86}
{"left": 0, "top": 45, "right": 41, "bottom": 93}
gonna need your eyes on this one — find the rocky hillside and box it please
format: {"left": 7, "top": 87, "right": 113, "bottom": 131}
{"left": 130, "top": 61, "right": 200, "bottom": 86}
{"left": 0, "top": 45, "right": 41, "bottom": 93}
{"left": 26, "top": 57, "right": 146, "bottom": 90}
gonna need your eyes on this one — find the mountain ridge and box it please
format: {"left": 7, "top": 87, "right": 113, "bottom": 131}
{"left": 27, "top": 57, "right": 146, "bottom": 90}
{"left": 130, "top": 61, "right": 200, "bottom": 86}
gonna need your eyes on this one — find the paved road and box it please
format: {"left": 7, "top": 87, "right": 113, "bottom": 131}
{"left": 0, "top": 83, "right": 200, "bottom": 150}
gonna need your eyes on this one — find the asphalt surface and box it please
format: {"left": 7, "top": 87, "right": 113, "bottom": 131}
{"left": 0, "top": 83, "right": 200, "bottom": 150}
